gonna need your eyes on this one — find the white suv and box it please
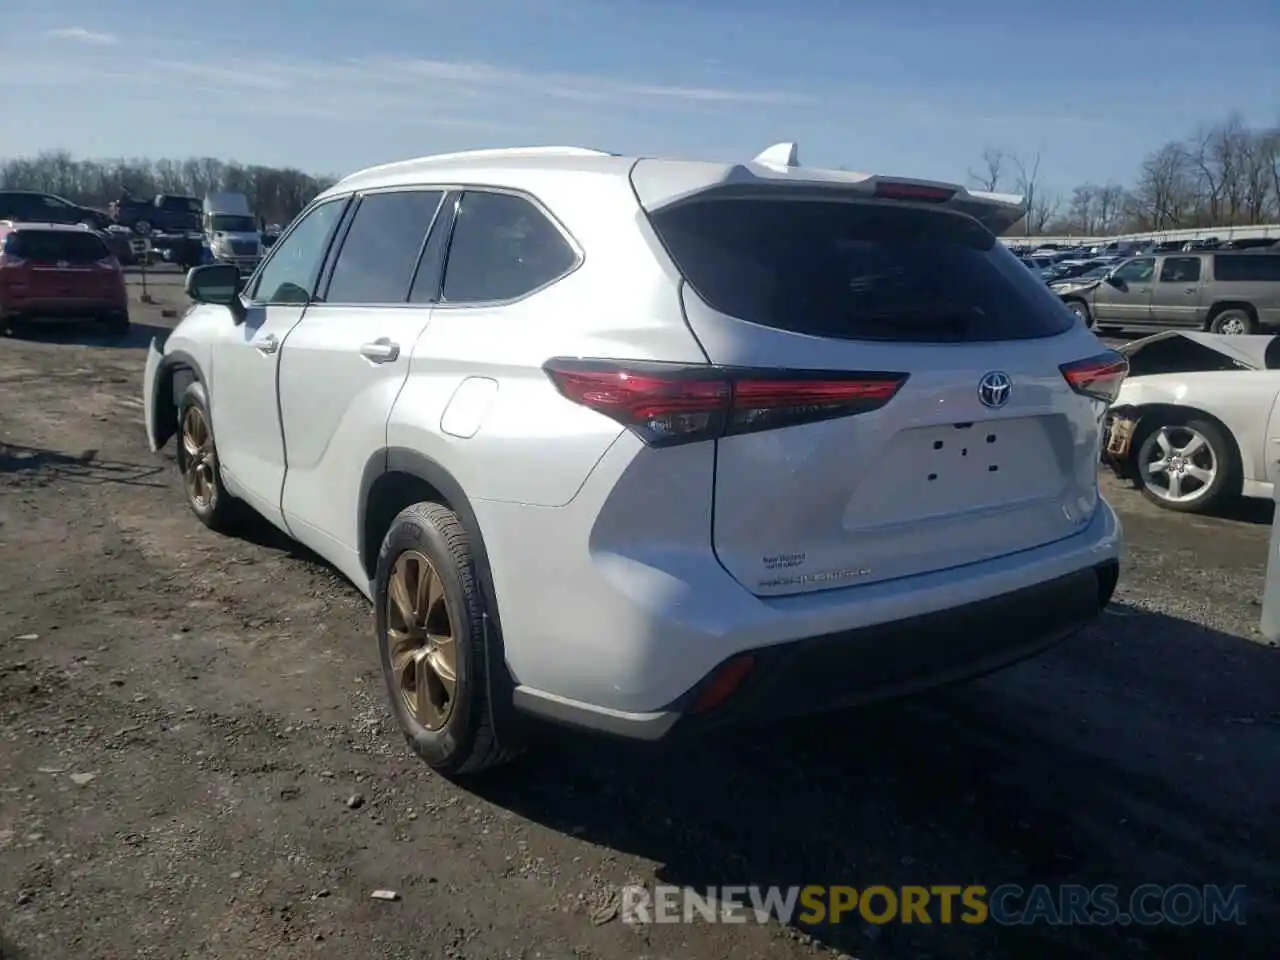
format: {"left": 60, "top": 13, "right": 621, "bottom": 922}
{"left": 143, "top": 143, "right": 1125, "bottom": 775}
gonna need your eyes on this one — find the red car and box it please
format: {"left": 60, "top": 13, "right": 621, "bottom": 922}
{"left": 0, "top": 221, "right": 130, "bottom": 334}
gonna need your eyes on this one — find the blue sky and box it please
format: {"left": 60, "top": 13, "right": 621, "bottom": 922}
{"left": 2, "top": 0, "right": 1277, "bottom": 198}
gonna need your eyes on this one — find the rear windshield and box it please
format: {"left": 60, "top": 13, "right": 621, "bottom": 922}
{"left": 649, "top": 198, "right": 1077, "bottom": 342}
{"left": 1213, "top": 253, "right": 1280, "bottom": 283}
{"left": 4, "top": 229, "right": 110, "bottom": 262}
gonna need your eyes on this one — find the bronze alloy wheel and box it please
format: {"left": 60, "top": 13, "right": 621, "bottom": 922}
{"left": 181, "top": 404, "right": 217, "bottom": 510}
{"left": 386, "top": 550, "right": 458, "bottom": 732}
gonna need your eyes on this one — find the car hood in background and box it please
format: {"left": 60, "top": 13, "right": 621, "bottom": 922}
{"left": 1050, "top": 278, "right": 1102, "bottom": 294}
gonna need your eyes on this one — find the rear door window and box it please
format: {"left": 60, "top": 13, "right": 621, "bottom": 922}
{"left": 324, "top": 190, "right": 444, "bottom": 304}
{"left": 5, "top": 230, "right": 109, "bottom": 262}
{"left": 1158, "top": 257, "right": 1202, "bottom": 283}
{"left": 647, "top": 197, "right": 1076, "bottom": 342}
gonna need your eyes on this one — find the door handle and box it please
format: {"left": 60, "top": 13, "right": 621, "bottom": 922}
{"left": 255, "top": 334, "right": 279, "bottom": 355}
{"left": 360, "top": 338, "right": 401, "bottom": 363}
{"left": 1184, "top": 287, "right": 1196, "bottom": 294}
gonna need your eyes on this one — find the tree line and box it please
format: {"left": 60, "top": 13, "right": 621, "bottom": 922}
{"left": 0, "top": 150, "right": 338, "bottom": 226}
{"left": 7, "top": 117, "right": 1280, "bottom": 239}
{"left": 974, "top": 112, "right": 1280, "bottom": 237}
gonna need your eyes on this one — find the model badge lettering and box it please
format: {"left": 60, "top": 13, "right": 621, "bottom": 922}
{"left": 759, "top": 568, "right": 873, "bottom": 589}
{"left": 762, "top": 552, "right": 806, "bottom": 570}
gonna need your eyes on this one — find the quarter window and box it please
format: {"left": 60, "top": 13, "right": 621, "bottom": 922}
{"left": 325, "top": 191, "right": 443, "bottom": 304}
{"left": 440, "top": 191, "right": 577, "bottom": 303}
{"left": 249, "top": 198, "right": 346, "bottom": 305}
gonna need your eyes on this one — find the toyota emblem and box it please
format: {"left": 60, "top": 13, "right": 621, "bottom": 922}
{"left": 977, "top": 371, "right": 1012, "bottom": 409}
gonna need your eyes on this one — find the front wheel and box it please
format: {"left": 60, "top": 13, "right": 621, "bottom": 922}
{"left": 1134, "top": 417, "right": 1239, "bottom": 513}
{"left": 176, "top": 381, "right": 245, "bottom": 531}
{"left": 375, "top": 502, "right": 516, "bottom": 776}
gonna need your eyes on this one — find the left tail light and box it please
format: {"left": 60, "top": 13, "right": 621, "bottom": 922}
{"left": 1061, "top": 350, "right": 1128, "bottom": 404}
{"left": 0, "top": 253, "right": 26, "bottom": 269}
{"left": 543, "top": 358, "right": 909, "bottom": 448}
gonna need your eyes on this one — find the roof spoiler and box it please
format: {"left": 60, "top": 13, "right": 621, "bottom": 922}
{"left": 634, "top": 141, "right": 1027, "bottom": 235}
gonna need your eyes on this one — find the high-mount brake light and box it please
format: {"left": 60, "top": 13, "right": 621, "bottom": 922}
{"left": 1060, "top": 350, "right": 1129, "bottom": 404}
{"left": 873, "top": 181, "right": 956, "bottom": 203}
{"left": 542, "top": 359, "right": 909, "bottom": 448}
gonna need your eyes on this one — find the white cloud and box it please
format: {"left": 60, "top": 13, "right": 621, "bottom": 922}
{"left": 46, "top": 27, "right": 118, "bottom": 46}
{"left": 22, "top": 42, "right": 810, "bottom": 114}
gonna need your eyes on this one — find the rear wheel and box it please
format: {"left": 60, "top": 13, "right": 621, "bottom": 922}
{"left": 1207, "top": 308, "right": 1256, "bottom": 335}
{"left": 375, "top": 502, "right": 516, "bottom": 776}
{"left": 1134, "top": 416, "right": 1239, "bottom": 513}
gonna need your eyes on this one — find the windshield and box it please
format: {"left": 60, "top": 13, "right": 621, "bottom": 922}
{"left": 209, "top": 215, "right": 257, "bottom": 233}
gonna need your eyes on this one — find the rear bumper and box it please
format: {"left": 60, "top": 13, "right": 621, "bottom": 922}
{"left": 1, "top": 298, "right": 127, "bottom": 320}
{"left": 669, "top": 560, "right": 1117, "bottom": 735}
{"left": 514, "top": 559, "right": 1118, "bottom": 741}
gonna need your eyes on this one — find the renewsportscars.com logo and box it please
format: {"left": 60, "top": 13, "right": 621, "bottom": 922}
{"left": 620, "top": 884, "right": 1249, "bottom": 927}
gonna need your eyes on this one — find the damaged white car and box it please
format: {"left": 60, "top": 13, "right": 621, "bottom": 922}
{"left": 1102, "top": 331, "right": 1280, "bottom": 513}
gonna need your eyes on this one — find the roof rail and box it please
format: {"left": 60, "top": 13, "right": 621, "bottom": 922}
{"left": 337, "top": 146, "right": 616, "bottom": 185}
{"left": 415, "top": 146, "right": 615, "bottom": 164}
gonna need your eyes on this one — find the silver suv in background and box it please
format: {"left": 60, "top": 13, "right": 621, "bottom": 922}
{"left": 1056, "top": 249, "right": 1280, "bottom": 335}
{"left": 143, "top": 143, "right": 1124, "bottom": 776}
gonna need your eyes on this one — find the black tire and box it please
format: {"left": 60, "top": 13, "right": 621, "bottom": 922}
{"left": 1064, "top": 299, "right": 1092, "bottom": 327}
{"left": 375, "top": 502, "right": 517, "bottom": 776}
{"left": 1206, "top": 308, "right": 1256, "bottom": 335}
{"left": 101, "top": 312, "right": 130, "bottom": 335}
{"left": 1132, "top": 415, "right": 1240, "bottom": 514}
{"left": 175, "top": 381, "right": 245, "bottom": 531}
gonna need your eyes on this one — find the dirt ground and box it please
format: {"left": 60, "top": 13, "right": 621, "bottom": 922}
{"left": 2, "top": 271, "right": 1277, "bottom": 960}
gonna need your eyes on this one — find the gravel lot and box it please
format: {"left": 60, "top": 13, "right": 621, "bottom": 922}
{"left": 2, "top": 271, "right": 1277, "bottom": 960}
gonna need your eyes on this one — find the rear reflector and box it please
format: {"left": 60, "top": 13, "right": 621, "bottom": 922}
{"left": 543, "top": 359, "right": 909, "bottom": 447}
{"left": 873, "top": 181, "right": 956, "bottom": 203}
{"left": 690, "top": 655, "right": 756, "bottom": 713}
{"left": 1061, "top": 351, "right": 1128, "bottom": 404}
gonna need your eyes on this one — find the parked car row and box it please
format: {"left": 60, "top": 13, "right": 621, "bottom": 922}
{"left": 0, "top": 188, "right": 276, "bottom": 273}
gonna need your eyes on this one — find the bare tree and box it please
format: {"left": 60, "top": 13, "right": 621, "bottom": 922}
{"left": 967, "top": 146, "right": 1006, "bottom": 192}
{"left": 1129, "top": 141, "right": 1197, "bottom": 230}
{"left": 1008, "top": 151, "right": 1050, "bottom": 236}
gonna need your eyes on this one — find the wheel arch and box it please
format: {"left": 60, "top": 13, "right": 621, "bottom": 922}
{"left": 358, "top": 447, "right": 522, "bottom": 740}
{"left": 151, "top": 349, "right": 204, "bottom": 450}
{"left": 1204, "top": 300, "right": 1258, "bottom": 330}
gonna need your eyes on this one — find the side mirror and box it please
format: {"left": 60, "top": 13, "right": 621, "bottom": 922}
{"left": 185, "top": 263, "right": 247, "bottom": 322}
{"left": 1104, "top": 274, "right": 1123, "bottom": 289}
